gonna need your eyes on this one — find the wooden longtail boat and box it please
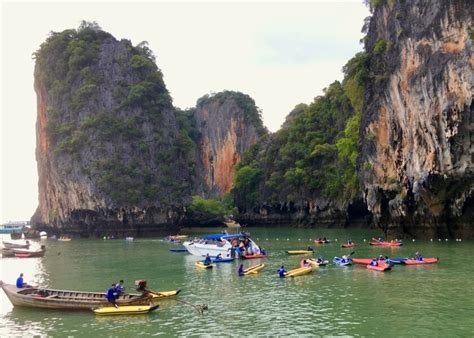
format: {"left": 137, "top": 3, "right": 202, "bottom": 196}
{"left": 0, "top": 281, "right": 159, "bottom": 310}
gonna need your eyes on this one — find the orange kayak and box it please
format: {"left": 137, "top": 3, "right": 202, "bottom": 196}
{"left": 352, "top": 258, "right": 372, "bottom": 265}
{"left": 369, "top": 241, "right": 402, "bottom": 247}
{"left": 403, "top": 258, "right": 439, "bottom": 265}
{"left": 366, "top": 263, "right": 391, "bottom": 272}
{"left": 341, "top": 243, "right": 354, "bottom": 248}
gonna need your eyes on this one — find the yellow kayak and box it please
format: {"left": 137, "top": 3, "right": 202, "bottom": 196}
{"left": 195, "top": 261, "right": 214, "bottom": 269}
{"left": 148, "top": 289, "right": 181, "bottom": 299}
{"left": 286, "top": 250, "right": 314, "bottom": 255}
{"left": 308, "top": 258, "right": 329, "bottom": 266}
{"left": 93, "top": 304, "right": 159, "bottom": 315}
{"left": 243, "top": 263, "right": 265, "bottom": 275}
{"left": 284, "top": 266, "right": 314, "bottom": 278}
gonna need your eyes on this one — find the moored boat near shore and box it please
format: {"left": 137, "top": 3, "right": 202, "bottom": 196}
{"left": 0, "top": 282, "right": 167, "bottom": 310}
{"left": 183, "top": 233, "right": 264, "bottom": 258}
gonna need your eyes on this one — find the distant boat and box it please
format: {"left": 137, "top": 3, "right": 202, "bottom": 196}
{"left": 0, "top": 222, "right": 26, "bottom": 234}
{"left": 125, "top": 237, "right": 134, "bottom": 241}
{"left": 224, "top": 220, "right": 241, "bottom": 228}
{"left": 58, "top": 236, "right": 72, "bottom": 242}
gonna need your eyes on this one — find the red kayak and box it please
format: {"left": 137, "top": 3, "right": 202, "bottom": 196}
{"left": 241, "top": 254, "right": 267, "bottom": 259}
{"left": 367, "top": 262, "right": 391, "bottom": 272}
{"left": 369, "top": 241, "right": 403, "bottom": 247}
{"left": 403, "top": 258, "right": 439, "bottom": 265}
{"left": 341, "top": 243, "right": 354, "bottom": 248}
{"left": 352, "top": 258, "right": 372, "bottom": 265}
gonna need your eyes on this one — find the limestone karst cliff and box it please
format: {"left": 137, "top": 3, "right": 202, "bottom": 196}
{"left": 31, "top": 22, "right": 263, "bottom": 235}
{"left": 193, "top": 91, "right": 267, "bottom": 198}
{"left": 359, "top": 0, "right": 473, "bottom": 238}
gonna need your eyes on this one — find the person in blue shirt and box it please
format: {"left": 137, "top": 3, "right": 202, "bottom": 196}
{"left": 277, "top": 266, "right": 287, "bottom": 278}
{"left": 203, "top": 253, "right": 212, "bottom": 266}
{"left": 16, "top": 273, "right": 29, "bottom": 288}
{"left": 106, "top": 283, "right": 118, "bottom": 308}
{"left": 215, "top": 253, "right": 223, "bottom": 261}
{"left": 115, "top": 280, "right": 124, "bottom": 295}
{"left": 238, "top": 264, "right": 244, "bottom": 276}
{"left": 341, "top": 255, "right": 349, "bottom": 264}
{"left": 370, "top": 258, "right": 378, "bottom": 266}
{"left": 316, "top": 256, "right": 325, "bottom": 263}
{"left": 415, "top": 252, "right": 423, "bottom": 261}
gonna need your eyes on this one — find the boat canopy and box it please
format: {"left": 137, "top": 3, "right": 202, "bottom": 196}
{"left": 201, "top": 233, "right": 248, "bottom": 241}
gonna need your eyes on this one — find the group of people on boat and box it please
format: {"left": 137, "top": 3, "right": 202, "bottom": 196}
{"left": 231, "top": 237, "right": 265, "bottom": 258}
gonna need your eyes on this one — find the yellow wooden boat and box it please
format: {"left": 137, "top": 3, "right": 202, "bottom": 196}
{"left": 243, "top": 263, "right": 265, "bottom": 275}
{"left": 286, "top": 250, "right": 314, "bottom": 255}
{"left": 93, "top": 304, "right": 159, "bottom": 315}
{"left": 148, "top": 289, "right": 181, "bottom": 299}
{"left": 284, "top": 266, "right": 314, "bottom": 278}
{"left": 195, "top": 261, "right": 214, "bottom": 269}
{"left": 308, "top": 258, "right": 329, "bottom": 266}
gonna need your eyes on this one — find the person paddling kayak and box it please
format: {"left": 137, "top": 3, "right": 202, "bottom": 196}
{"left": 238, "top": 264, "right": 244, "bottom": 276}
{"left": 415, "top": 252, "right": 423, "bottom": 261}
{"left": 277, "top": 266, "right": 287, "bottom": 278}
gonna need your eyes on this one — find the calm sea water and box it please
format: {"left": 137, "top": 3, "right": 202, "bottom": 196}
{"left": 1, "top": 228, "right": 473, "bottom": 337}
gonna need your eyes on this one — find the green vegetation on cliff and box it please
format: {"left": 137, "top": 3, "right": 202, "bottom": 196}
{"left": 35, "top": 21, "right": 193, "bottom": 207}
{"left": 233, "top": 52, "right": 367, "bottom": 212}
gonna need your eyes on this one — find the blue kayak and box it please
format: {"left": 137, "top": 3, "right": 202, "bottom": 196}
{"left": 169, "top": 248, "right": 188, "bottom": 252}
{"left": 211, "top": 257, "right": 235, "bottom": 263}
{"left": 333, "top": 257, "right": 352, "bottom": 266}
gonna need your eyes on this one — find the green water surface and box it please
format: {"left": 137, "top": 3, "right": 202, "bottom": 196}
{"left": 1, "top": 228, "right": 473, "bottom": 337}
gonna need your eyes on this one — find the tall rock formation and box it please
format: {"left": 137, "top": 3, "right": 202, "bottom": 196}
{"left": 360, "top": 0, "right": 473, "bottom": 238}
{"left": 31, "top": 22, "right": 263, "bottom": 235}
{"left": 193, "top": 91, "right": 267, "bottom": 198}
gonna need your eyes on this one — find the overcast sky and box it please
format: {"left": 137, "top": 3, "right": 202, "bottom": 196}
{"left": 0, "top": 1, "right": 369, "bottom": 223}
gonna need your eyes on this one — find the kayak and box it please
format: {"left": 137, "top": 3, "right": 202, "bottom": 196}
{"left": 403, "top": 258, "right": 439, "bottom": 265}
{"left": 195, "top": 262, "right": 215, "bottom": 269}
{"left": 314, "top": 240, "right": 330, "bottom": 244}
{"left": 243, "top": 263, "right": 265, "bottom": 275}
{"left": 369, "top": 241, "right": 403, "bottom": 247}
{"left": 169, "top": 248, "right": 188, "bottom": 252}
{"left": 148, "top": 289, "right": 181, "bottom": 299}
{"left": 241, "top": 254, "right": 267, "bottom": 259}
{"left": 307, "top": 258, "right": 329, "bottom": 266}
{"left": 352, "top": 258, "right": 372, "bottom": 265}
{"left": 367, "top": 262, "right": 391, "bottom": 272}
{"left": 286, "top": 250, "right": 314, "bottom": 255}
{"left": 93, "top": 304, "right": 159, "bottom": 315}
{"left": 341, "top": 243, "right": 354, "bottom": 248}
{"left": 211, "top": 257, "right": 235, "bottom": 263}
{"left": 284, "top": 266, "right": 313, "bottom": 278}
{"left": 333, "top": 257, "right": 351, "bottom": 266}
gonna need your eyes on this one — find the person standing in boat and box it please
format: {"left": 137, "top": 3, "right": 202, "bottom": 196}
{"left": 106, "top": 283, "right": 119, "bottom": 308}
{"left": 16, "top": 273, "right": 30, "bottom": 288}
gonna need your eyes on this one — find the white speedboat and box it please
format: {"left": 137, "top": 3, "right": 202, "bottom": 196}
{"left": 183, "top": 233, "right": 264, "bottom": 258}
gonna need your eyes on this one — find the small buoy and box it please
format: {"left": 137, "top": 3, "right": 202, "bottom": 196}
{"left": 256, "top": 238, "right": 259, "bottom": 240}
{"left": 265, "top": 238, "right": 268, "bottom": 241}
{"left": 298, "top": 238, "right": 301, "bottom": 241}
{"left": 438, "top": 239, "right": 441, "bottom": 242}
{"left": 335, "top": 239, "right": 338, "bottom": 242}
{"left": 445, "top": 238, "right": 448, "bottom": 242}
{"left": 412, "top": 239, "right": 415, "bottom": 242}
{"left": 459, "top": 239, "right": 462, "bottom": 242}
{"left": 363, "top": 239, "right": 366, "bottom": 242}
{"left": 309, "top": 239, "right": 312, "bottom": 241}
{"left": 276, "top": 238, "right": 279, "bottom": 241}
{"left": 430, "top": 239, "right": 433, "bottom": 242}
{"left": 287, "top": 238, "right": 289, "bottom": 241}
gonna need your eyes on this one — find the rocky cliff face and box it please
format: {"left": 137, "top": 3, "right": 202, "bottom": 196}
{"left": 32, "top": 23, "right": 193, "bottom": 235}
{"left": 193, "top": 92, "right": 266, "bottom": 198}
{"left": 31, "top": 23, "right": 263, "bottom": 235}
{"left": 360, "top": 0, "right": 473, "bottom": 238}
